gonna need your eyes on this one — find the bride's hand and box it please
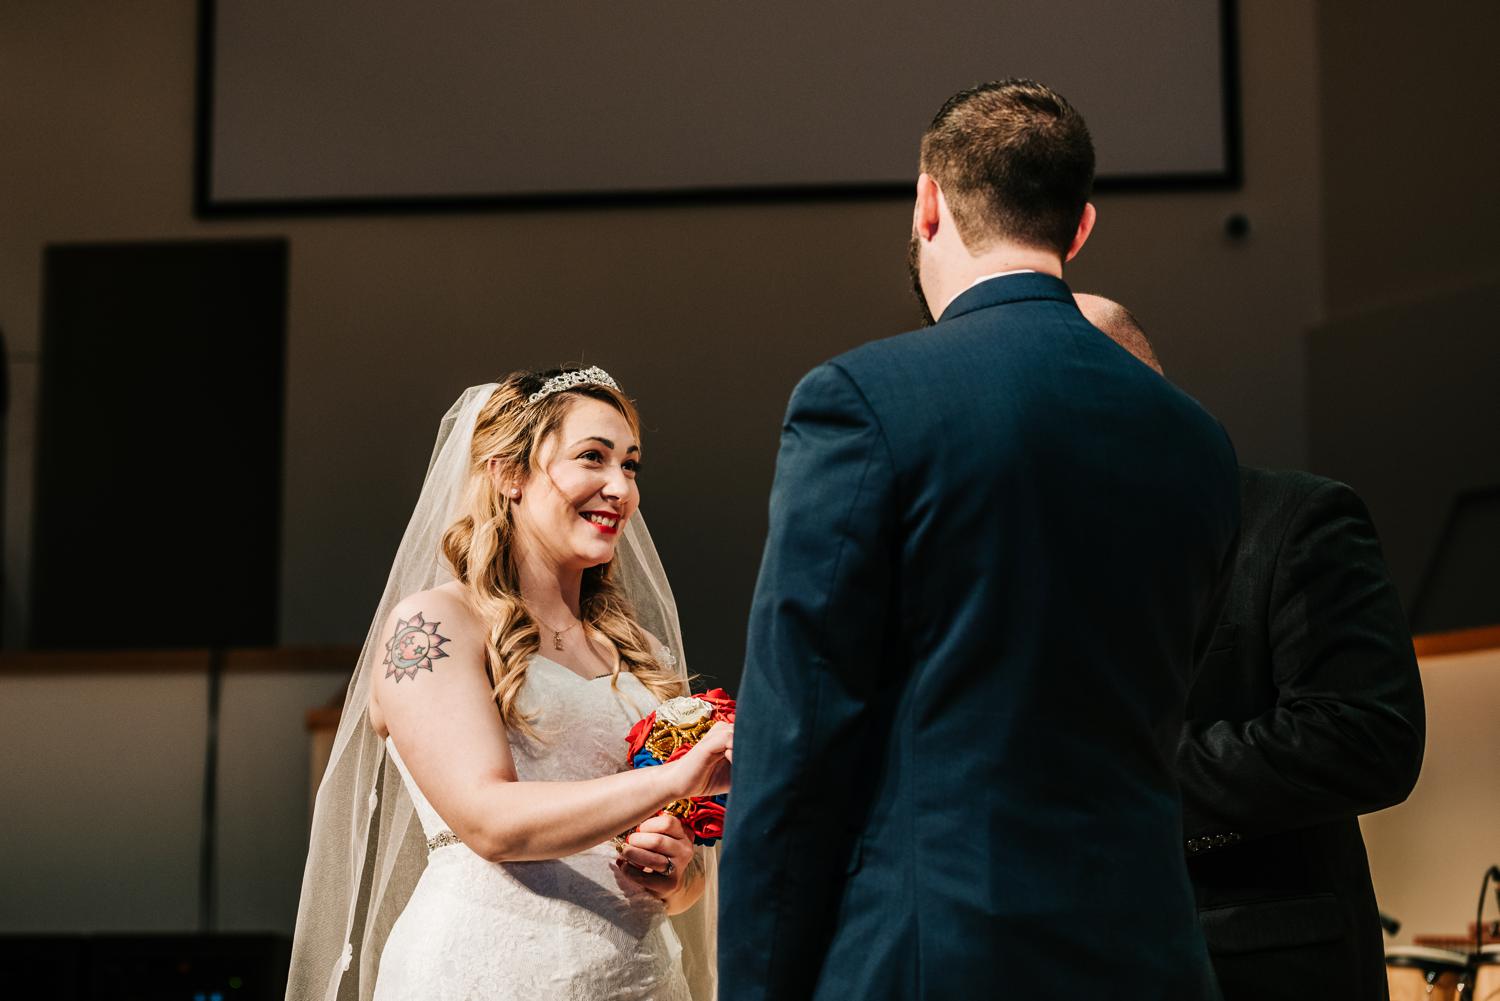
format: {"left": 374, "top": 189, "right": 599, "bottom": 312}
{"left": 611, "top": 814, "right": 698, "bottom": 908}
{"left": 615, "top": 814, "right": 694, "bottom": 882}
{"left": 666, "top": 721, "right": 732, "bottom": 799}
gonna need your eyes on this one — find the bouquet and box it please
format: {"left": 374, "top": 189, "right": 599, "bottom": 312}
{"left": 623, "top": 689, "right": 735, "bottom": 846}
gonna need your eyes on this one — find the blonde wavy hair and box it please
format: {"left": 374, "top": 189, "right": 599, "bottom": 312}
{"left": 439, "top": 370, "right": 685, "bottom": 737}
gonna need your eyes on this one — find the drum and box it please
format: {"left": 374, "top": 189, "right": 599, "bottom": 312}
{"left": 1470, "top": 943, "right": 1500, "bottom": 1001}
{"left": 1385, "top": 945, "right": 1469, "bottom": 1001}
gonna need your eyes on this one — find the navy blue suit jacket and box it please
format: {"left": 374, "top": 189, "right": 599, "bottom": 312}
{"left": 718, "top": 273, "right": 1241, "bottom": 1000}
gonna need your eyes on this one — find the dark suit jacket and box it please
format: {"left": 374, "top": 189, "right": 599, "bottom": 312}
{"left": 1178, "top": 468, "right": 1425, "bottom": 1000}
{"left": 718, "top": 273, "right": 1241, "bottom": 1001}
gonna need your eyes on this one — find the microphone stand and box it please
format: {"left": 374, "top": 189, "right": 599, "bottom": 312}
{"left": 1477, "top": 864, "right": 1500, "bottom": 960}
{"left": 198, "top": 645, "right": 225, "bottom": 932}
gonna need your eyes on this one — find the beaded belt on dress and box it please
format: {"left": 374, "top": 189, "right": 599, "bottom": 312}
{"left": 426, "top": 831, "right": 462, "bottom": 854}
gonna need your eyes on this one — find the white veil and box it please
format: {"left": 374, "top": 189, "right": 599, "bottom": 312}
{"left": 285, "top": 383, "right": 718, "bottom": 1001}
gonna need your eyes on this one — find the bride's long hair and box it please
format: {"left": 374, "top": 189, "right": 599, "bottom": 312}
{"left": 438, "top": 370, "right": 684, "bottom": 735}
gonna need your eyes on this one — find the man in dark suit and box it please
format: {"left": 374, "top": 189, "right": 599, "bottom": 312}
{"left": 1077, "top": 293, "right": 1426, "bottom": 1000}
{"left": 717, "top": 80, "right": 1241, "bottom": 1001}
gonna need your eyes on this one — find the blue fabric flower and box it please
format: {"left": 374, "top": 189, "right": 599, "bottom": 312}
{"left": 631, "top": 748, "right": 662, "bottom": 770}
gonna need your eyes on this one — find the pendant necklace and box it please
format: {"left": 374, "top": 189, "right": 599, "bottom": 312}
{"left": 535, "top": 612, "right": 582, "bottom": 651}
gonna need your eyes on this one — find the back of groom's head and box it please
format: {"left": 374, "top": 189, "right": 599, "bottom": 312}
{"left": 921, "top": 80, "right": 1095, "bottom": 256}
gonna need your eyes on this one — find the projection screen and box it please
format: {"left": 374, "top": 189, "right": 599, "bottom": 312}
{"left": 199, "top": 0, "right": 1238, "bottom": 211}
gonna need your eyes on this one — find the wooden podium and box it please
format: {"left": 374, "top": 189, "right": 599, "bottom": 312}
{"left": 305, "top": 703, "right": 343, "bottom": 814}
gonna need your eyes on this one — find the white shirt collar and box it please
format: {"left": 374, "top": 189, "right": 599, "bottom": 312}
{"left": 967, "top": 268, "right": 1037, "bottom": 291}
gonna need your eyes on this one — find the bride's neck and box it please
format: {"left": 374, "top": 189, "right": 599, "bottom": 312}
{"left": 515, "top": 547, "right": 584, "bottom": 622}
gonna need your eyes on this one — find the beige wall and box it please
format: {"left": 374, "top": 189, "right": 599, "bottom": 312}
{"left": 0, "top": 671, "right": 209, "bottom": 931}
{"left": 0, "top": 1, "right": 1323, "bottom": 682}
{"left": 1363, "top": 646, "right": 1500, "bottom": 945}
{"left": 0, "top": 662, "right": 347, "bottom": 934}
{"left": 215, "top": 668, "right": 352, "bottom": 932}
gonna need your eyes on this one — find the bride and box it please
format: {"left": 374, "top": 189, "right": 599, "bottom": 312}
{"left": 286, "top": 369, "right": 730, "bottom": 1001}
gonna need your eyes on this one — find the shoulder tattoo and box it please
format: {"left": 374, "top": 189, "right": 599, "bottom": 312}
{"left": 383, "top": 612, "right": 451, "bottom": 682}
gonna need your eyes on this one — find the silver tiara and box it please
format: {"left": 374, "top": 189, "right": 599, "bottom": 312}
{"left": 526, "top": 366, "right": 622, "bottom": 405}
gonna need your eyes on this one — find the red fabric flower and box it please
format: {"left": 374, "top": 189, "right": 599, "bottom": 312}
{"left": 683, "top": 798, "right": 726, "bottom": 842}
{"left": 625, "top": 712, "right": 656, "bottom": 758}
{"left": 665, "top": 743, "right": 692, "bottom": 764}
{"left": 698, "top": 688, "right": 736, "bottom": 723}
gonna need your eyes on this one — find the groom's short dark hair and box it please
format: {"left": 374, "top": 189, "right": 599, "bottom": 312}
{"left": 921, "top": 79, "right": 1095, "bottom": 257}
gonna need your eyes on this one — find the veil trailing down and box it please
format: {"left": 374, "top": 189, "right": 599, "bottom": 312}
{"left": 285, "top": 383, "right": 718, "bottom": 1001}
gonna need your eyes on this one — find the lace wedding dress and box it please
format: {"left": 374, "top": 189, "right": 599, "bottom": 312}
{"left": 373, "top": 655, "right": 694, "bottom": 1001}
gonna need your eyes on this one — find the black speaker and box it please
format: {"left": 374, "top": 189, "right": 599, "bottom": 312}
{"left": 33, "top": 239, "right": 287, "bottom": 649}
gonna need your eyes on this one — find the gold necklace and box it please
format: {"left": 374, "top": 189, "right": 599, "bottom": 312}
{"left": 533, "top": 611, "right": 582, "bottom": 651}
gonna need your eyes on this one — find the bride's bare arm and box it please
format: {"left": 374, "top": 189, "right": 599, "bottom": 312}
{"left": 370, "top": 588, "right": 730, "bottom": 863}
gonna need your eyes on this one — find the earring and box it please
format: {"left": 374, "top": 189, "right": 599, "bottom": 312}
{"left": 509, "top": 487, "right": 520, "bottom": 499}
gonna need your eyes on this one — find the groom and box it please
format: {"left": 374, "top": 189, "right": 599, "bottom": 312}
{"left": 719, "top": 80, "right": 1240, "bottom": 999}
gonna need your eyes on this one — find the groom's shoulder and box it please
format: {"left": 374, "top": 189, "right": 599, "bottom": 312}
{"left": 777, "top": 330, "right": 927, "bottom": 421}
{"left": 818, "top": 311, "right": 1038, "bottom": 401}
{"left": 822, "top": 326, "right": 936, "bottom": 386}
{"left": 794, "top": 321, "right": 1015, "bottom": 424}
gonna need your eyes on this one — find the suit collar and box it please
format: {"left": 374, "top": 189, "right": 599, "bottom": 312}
{"left": 938, "top": 271, "right": 1074, "bottom": 323}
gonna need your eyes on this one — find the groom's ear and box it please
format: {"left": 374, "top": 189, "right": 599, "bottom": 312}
{"left": 914, "top": 173, "right": 943, "bottom": 242}
{"left": 1064, "top": 202, "right": 1097, "bottom": 262}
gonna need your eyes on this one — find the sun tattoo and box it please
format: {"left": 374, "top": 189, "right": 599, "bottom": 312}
{"left": 383, "top": 612, "right": 451, "bottom": 682}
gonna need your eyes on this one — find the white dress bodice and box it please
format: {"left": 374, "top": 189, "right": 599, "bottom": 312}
{"left": 374, "top": 656, "right": 690, "bottom": 1001}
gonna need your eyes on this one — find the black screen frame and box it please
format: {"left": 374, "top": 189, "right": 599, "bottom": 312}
{"left": 194, "top": 0, "right": 1242, "bottom": 219}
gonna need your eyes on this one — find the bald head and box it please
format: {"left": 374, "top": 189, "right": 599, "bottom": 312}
{"left": 1074, "top": 293, "right": 1162, "bottom": 374}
